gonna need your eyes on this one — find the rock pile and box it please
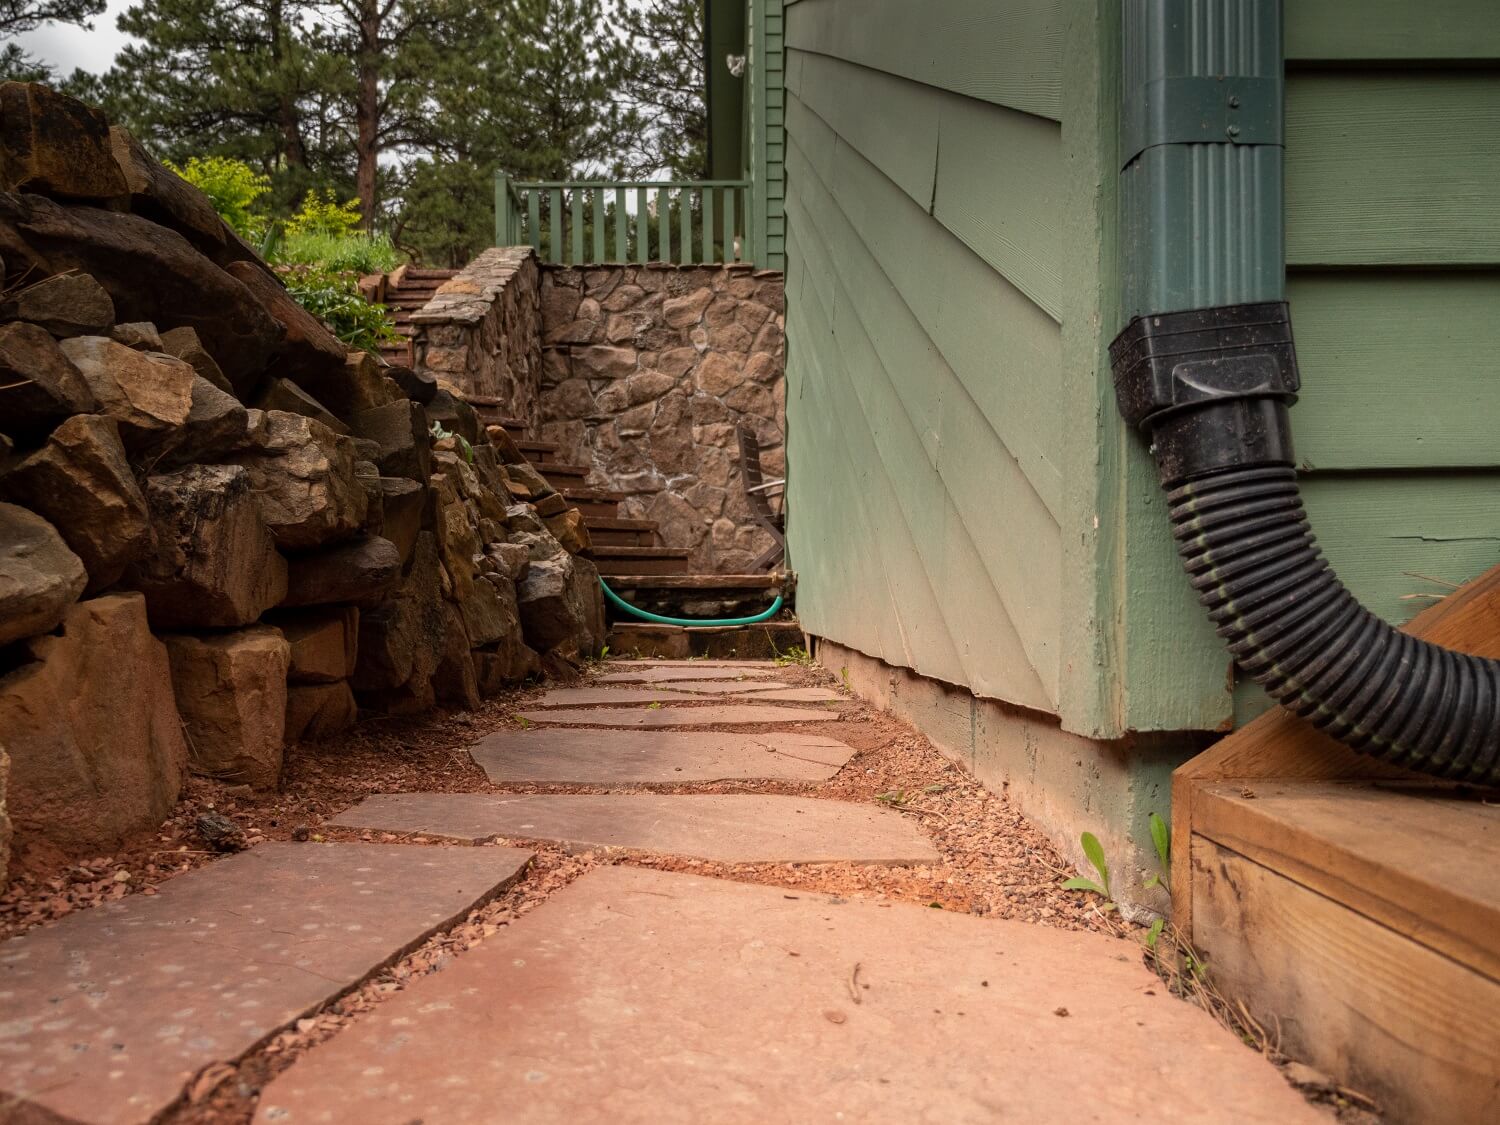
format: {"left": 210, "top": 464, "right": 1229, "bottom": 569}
{"left": 0, "top": 84, "right": 604, "bottom": 880}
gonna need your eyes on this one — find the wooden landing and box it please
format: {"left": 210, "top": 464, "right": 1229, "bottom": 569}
{"left": 1173, "top": 563, "right": 1500, "bottom": 1124}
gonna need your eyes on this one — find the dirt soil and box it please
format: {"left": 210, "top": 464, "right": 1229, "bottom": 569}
{"left": 1, "top": 656, "right": 1371, "bottom": 1123}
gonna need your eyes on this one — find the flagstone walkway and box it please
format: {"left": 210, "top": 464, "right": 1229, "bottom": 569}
{"left": 0, "top": 660, "right": 1325, "bottom": 1124}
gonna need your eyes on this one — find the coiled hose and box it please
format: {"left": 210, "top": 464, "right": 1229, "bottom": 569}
{"left": 1113, "top": 303, "right": 1500, "bottom": 786}
{"left": 1169, "top": 465, "right": 1500, "bottom": 783}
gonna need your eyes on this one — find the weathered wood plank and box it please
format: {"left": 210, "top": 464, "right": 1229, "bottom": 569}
{"left": 1195, "top": 781, "right": 1500, "bottom": 981}
{"left": 1169, "top": 562, "right": 1500, "bottom": 931}
{"left": 1289, "top": 271, "right": 1500, "bottom": 470}
{"left": 1286, "top": 0, "right": 1500, "bottom": 61}
{"left": 1301, "top": 472, "right": 1500, "bottom": 625}
{"left": 1191, "top": 838, "right": 1500, "bottom": 1125}
{"left": 784, "top": 0, "right": 1065, "bottom": 121}
{"left": 1286, "top": 73, "right": 1500, "bottom": 266}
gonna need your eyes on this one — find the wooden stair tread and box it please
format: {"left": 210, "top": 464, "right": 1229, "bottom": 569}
{"left": 563, "top": 487, "right": 625, "bottom": 502}
{"left": 1195, "top": 779, "right": 1500, "bottom": 980}
{"left": 601, "top": 574, "right": 782, "bottom": 590}
{"left": 589, "top": 546, "right": 690, "bottom": 558}
{"left": 584, "top": 518, "right": 657, "bottom": 531}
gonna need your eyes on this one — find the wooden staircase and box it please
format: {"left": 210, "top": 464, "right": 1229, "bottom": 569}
{"left": 376, "top": 267, "right": 460, "bottom": 365}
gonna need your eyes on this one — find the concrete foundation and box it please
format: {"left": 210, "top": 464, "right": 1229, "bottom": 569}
{"left": 814, "top": 638, "right": 1204, "bottom": 915}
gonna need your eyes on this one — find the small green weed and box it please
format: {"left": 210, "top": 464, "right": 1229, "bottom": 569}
{"left": 513, "top": 715, "right": 533, "bottom": 730}
{"left": 1143, "top": 811, "right": 1171, "bottom": 891}
{"left": 1061, "top": 831, "right": 1115, "bottom": 908}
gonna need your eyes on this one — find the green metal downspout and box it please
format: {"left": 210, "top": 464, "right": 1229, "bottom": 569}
{"left": 1119, "top": 0, "right": 1284, "bottom": 320}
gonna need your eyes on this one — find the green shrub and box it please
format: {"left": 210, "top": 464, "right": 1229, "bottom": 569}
{"left": 166, "top": 156, "right": 269, "bottom": 238}
{"left": 286, "top": 189, "right": 365, "bottom": 237}
{"left": 279, "top": 266, "right": 400, "bottom": 353}
{"left": 274, "top": 229, "right": 399, "bottom": 275}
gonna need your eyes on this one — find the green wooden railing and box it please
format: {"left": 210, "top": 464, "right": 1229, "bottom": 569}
{"left": 495, "top": 174, "right": 753, "bottom": 266}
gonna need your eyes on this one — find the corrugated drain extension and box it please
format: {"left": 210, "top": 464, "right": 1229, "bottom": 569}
{"left": 1112, "top": 302, "right": 1500, "bottom": 785}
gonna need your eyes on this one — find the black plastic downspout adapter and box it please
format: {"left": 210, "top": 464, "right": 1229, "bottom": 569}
{"left": 1110, "top": 304, "right": 1500, "bottom": 785}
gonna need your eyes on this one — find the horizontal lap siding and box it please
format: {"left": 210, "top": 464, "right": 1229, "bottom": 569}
{"left": 1233, "top": 26, "right": 1500, "bottom": 720}
{"left": 782, "top": 2, "right": 1070, "bottom": 714}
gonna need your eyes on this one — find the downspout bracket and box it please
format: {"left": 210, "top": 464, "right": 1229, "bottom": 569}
{"left": 1121, "top": 75, "right": 1282, "bottom": 167}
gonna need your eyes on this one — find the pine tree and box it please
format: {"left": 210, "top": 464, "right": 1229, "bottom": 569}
{"left": 608, "top": 0, "right": 706, "bottom": 179}
{"left": 0, "top": 0, "right": 106, "bottom": 80}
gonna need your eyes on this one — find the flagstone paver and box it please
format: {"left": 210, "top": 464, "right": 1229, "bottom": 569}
{"left": 0, "top": 843, "right": 532, "bottom": 1125}
{"left": 515, "top": 703, "right": 841, "bottom": 727}
{"left": 596, "top": 666, "right": 783, "bottom": 684}
{"left": 469, "top": 728, "right": 857, "bottom": 783}
{"left": 253, "top": 866, "right": 1324, "bottom": 1125}
{"left": 533, "top": 686, "right": 843, "bottom": 707}
{"left": 329, "top": 793, "right": 940, "bottom": 863}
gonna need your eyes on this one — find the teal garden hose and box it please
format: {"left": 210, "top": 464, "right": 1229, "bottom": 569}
{"left": 600, "top": 578, "right": 784, "bottom": 628}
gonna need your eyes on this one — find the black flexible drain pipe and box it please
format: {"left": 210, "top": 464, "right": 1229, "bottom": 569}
{"left": 1111, "top": 303, "right": 1500, "bottom": 785}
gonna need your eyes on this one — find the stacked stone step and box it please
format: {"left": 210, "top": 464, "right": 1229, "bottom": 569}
{"left": 379, "top": 267, "right": 459, "bottom": 366}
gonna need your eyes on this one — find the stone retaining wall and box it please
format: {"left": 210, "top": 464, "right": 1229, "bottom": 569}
{"left": 411, "top": 247, "right": 542, "bottom": 422}
{"left": 537, "top": 264, "right": 786, "bottom": 574}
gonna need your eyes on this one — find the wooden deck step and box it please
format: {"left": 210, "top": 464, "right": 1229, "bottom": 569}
{"left": 540, "top": 463, "right": 593, "bottom": 487}
{"left": 584, "top": 517, "right": 658, "bottom": 547}
{"left": 562, "top": 488, "right": 624, "bottom": 518}
{"left": 517, "top": 439, "right": 562, "bottom": 464}
{"left": 602, "top": 574, "right": 782, "bottom": 591}
{"left": 589, "top": 546, "right": 691, "bottom": 577}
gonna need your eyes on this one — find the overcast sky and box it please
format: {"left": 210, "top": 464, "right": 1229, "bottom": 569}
{"left": 16, "top": 0, "right": 136, "bottom": 74}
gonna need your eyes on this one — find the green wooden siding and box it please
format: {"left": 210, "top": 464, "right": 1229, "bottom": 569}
{"left": 783, "top": 1, "right": 1082, "bottom": 719}
{"left": 747, "top": 0, "right": 786, "bottom": 269}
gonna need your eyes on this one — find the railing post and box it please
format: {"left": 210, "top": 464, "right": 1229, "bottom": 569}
{"left": 614, "top": 186, "right": 628, "bottom": 262}
{"left": 494, "top": 171, "right": 508, "bottom": 247}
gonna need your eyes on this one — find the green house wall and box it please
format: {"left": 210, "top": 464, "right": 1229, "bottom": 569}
{"left": 782, "top": 0, "right": 1500, "bottom": 737}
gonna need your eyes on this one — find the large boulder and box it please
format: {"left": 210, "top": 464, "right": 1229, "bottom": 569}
{"left": 227, "top": 411, "right": 366, "bottom": 550}
{"left": 0, "top": 414, "right": 153, "bottom": 591}
{"left": 350, "top": 398, "right": 430, "bottom": 482}
{"left": 0, "top": 502, "right": 86, "bottom": 646}
{"left": 378, "top": 476, "right": 428, "bottom": 566}
{"left": 284, "top": 681, "right": 358, "bottom": 743}
{"left": 255, "top": 377, "right": 349, "bottom": 435}
{"left": 158, "top": 325, "right": 233, "bottom": 395}
{"left": 352, "top": 532, "right": 445, "bottom": 697}
{"left": 108, "top": 125, "right": 226, "bottom": 251}
{"left": 144, "top": 375, "right": 252, "bottom": 468}
{"left": 0, "top": 593, "right": 187, "bottom": 857}
{"left": 271, "top": 606, "right": 359, "bottom": 684}
{"left": 0, "top": 82, "right": 127, "bottom": 201}
{"left": 0, "top": 192, "right": 282, "bottom": 395}
{"left": 0, "top": 321, "right": 95, "bottom": 443}
{"left": 281, "top": 533, "right": 401, "bottom": 608}
{"left": 125, "top": 464, "right": 288, "bottom": 628}
{"left": 58, "top": 336, "right": 197, "bottom": 448}
{"left": 224, "top": 260, "right": 347, "bottom": 388}
{"left": 291, "top": 349, "right": 405, "bottom": 424}
{"left": 0, "top": 271, "right": 114, "bottom": 337}
{"left": 162, "top": 626, "right": 290, "bottom": 789}
{"left": 433, "top": 604, "right": 481, "bottom": 710}
{"left": 517, "top": 551, "right": 605, "bottom": 659}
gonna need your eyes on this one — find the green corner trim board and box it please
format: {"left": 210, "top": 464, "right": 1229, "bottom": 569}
{"left": 782, "top": 0, "right": 1500, "bottom": 738}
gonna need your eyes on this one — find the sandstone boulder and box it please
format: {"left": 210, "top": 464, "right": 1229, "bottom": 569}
{"left": 163, "top": 626, "right": 290, "bottom": 789}
{"left": 108, "top": 125, "right": 226, "bottom": 250}
{"left": 227, "top": 411, "right": 366, "bottom": 550}
{"left": 459, "top": 573, "right": 517, "bottom": 648}
{"left": 158, "top": 325, "right": 233, "bottom": 395}
{"left": 255, "top": 377, "right": 349, "bottom": 435}
{"left": 272, "top": 606, "right": 358, "bottom": 684}
{"left": 282, "top": 534, "right": 401, "bottom": 608}
{"left": 0, "top": 192, "right": 281, "bottom": 394}
{"left": 387, "top": 362, "right": 437, "bottom": 404}
{"left": 110, "top": 321, "right": 163, "bottom": 350}
{"left": 126, "top": 464, "right": 288, "bottom": 628}
{"left": 352, "top": 397, "right": 432, "bottom": 487}
{"left": 486, "top": 541, "right": 530, "bottom": 582}
{"left": 352, "top": 532, "right": 445, "bottom": 698}
{"left": 284, "top": 681, "right": 358, "bottom": 743}
{"left": 58, "top": 336, "right": 196, "bottom": 447}
{"left": 0, "top": 271, "right": 113, "bottom": 337}
{"left": 0, "top": 745, "right": 9, "bottom": 884}
{"left": 425, "top": 389, "right": 481, "bottom": 446}
{"left": 302, "top": 350, "right": 406, "bottom": 421}
{"left": 473, "top": 640, "right": 540, "bottom": 695}
{"left": 0, "top": 321, "right": 95, "bottom": 441}
{"left": 145, "top": 375, "right": 252, "bottom": 468}
{"left": 224, "top": 259, "right": 347, "bottom": 389}
{"left": 433, "top": 604, "right": 481, "bottom": 710}
{"left": 0, "top": 593, "right": 187, "bottom": 857}
{"left": 0, "top": 502, "right": 86, "bottom": 646}
{"left": 378, "top": 477, "right": 428, "bottom": 566}
{"left": 517, "top": 551, "right": 604, "bottom": 657}
{"left": 0, "top": 415, "right": 153, "bottom": 591}
{"left": 544, "top": 507, "right": 591, "bottom": 555}
{"left": 0, "top": 82, "right": 127, "bottom": 200}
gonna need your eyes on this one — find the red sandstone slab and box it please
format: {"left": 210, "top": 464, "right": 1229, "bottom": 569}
{"left": 515, "top": 704, "right": 841, "bottom": 727}
{"left": 254, "top": 867, "right": 1322, "bottom": 1125}
{"left": 597, "top": 665, "right": 782, "bottom": 683}
{"left": 329, "top": 794, "right": 939, "bottom": 863}
{"left": 534, "top": 686, "right": 843, "bottom": 707}
{"left": 0, "top": 842, "right": 532, "bottom": 1125}
{"left": 469, "top": 729, "right": 856, "bottom": 783}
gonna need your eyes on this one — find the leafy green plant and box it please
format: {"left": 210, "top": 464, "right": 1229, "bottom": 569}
{"left": 275, "top": 229, "right": 399, "bottom": 275}
{"left": 166, "top": 155, "right": 269, "bottom": 237}
{"left": 772, "top": 644, "right": 814, "bottom": 668}
{"left": 280, "top": 267, "right": 399, "bottom": 352}
{"left": 875, "top": 790, "right": 908, "bottom": 808}
{"left": 286, "top": 188, "right": 364, "bottom": 237}
{"left": 1144, "top": 917, "right": 1165, "bottom": 950}
{"left": 1062, "top": 831, "right": 1114, "bottom": 906}
{"left": 1143, "top": 812, "right": 1171, "bottom": 891}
